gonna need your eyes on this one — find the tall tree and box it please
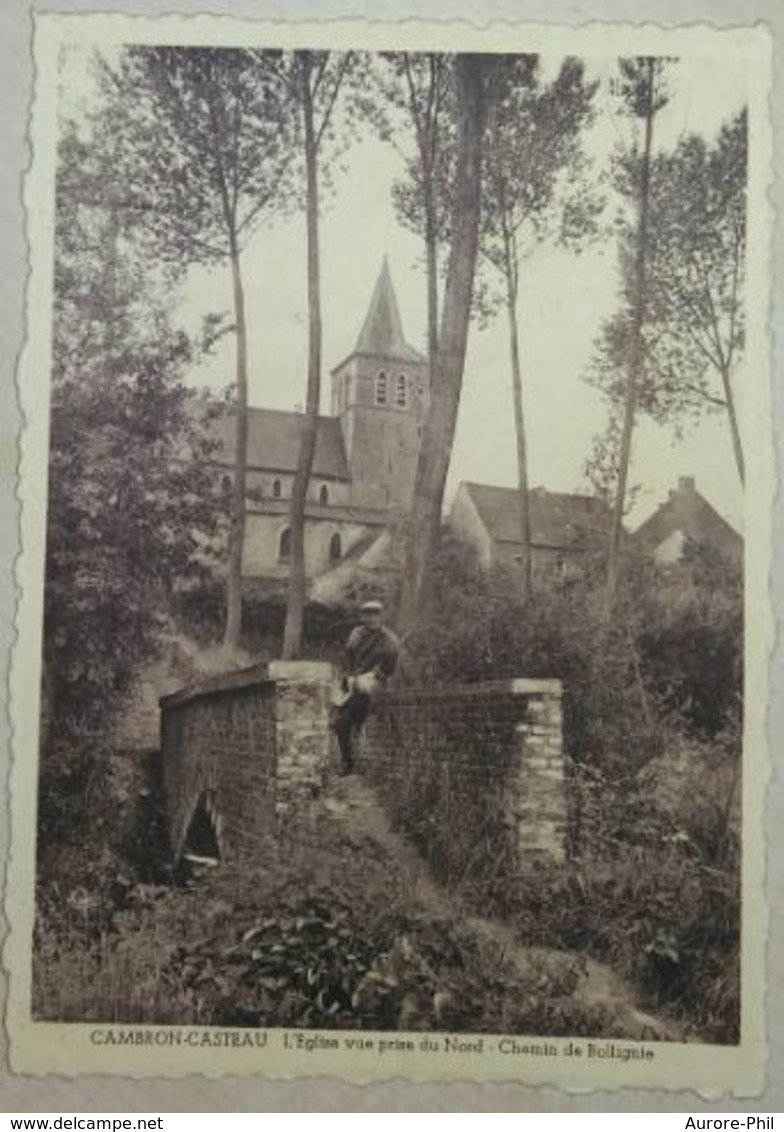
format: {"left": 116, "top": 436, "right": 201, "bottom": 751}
{"left": 45, "top": 115, "right": 217, "bottom": 739}
{"left": 373, "top": 53, "right": 455, "bottom": 377}
{"left": 397, "top": 53, "right": 487, "bottom": 632}
{"left": 589, "top": 109, "right": 746, "bottom": 522}
{"left": 102, "top": 47, "right": 295, "bottom": 651}
{"left": 279, "top": 50, "right": 355, "bottom": 660}
{"left": 604, "top": 57, "right": 670, "bottom": 611}
{"left": 479, "top": 56, "right": 599, "bottom": 601}
{"left": 645, "top": 112, "right": 747, "bottom": 482}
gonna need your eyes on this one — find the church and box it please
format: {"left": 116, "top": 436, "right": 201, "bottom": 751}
{"left": 201, "top": 259, "right": 628, "bottom": 598}
{"left": 205, "top": 259, "right": 429, "bottom": 593}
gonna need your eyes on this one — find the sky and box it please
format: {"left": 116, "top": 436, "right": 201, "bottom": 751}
{"left": 64, "top": 46, "right": 750, "bottom": 531}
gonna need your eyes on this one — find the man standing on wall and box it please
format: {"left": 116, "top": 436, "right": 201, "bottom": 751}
{"left": 331, "top": 600, "right": 400, "bottom": 775}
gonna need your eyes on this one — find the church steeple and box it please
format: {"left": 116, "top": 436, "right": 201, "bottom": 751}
{"left": 355, "top": 257, "right": 408, "bottom": 358}
{"left": 330, "top": 259, "right": 429, "bottom": 514}
{"left": 351, "top": 258, "right": 426, "bottom": 365}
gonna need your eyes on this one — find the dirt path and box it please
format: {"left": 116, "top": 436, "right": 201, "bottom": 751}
{"left": 323, "top": 773, "right": 681, "bottom": 1043}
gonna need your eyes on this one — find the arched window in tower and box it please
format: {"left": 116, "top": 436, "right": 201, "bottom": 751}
{"left": 272, "top": 478, "right": 282, "bottom": 499}
{"left": 396, "top": 373, "right": 408, "bottom": 408}
{"left": 329, "top": 532, "right": 342, "bottom": 564}
{"left": 319, "top": 483, "right": 329, "bottom": 505}
{"left": 278, "top": 527, "right": 291, "bottom": 561}
{"left": 376, "top": 370, "right": 388, "bottom": 405}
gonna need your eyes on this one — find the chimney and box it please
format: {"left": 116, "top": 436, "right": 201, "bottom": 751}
{"left": 678, "top": 476, "right": 696, "bottom": 493}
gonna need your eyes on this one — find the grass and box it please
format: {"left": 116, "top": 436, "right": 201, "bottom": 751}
{"left": 34, "top": 798, "right": 616, "bottom": 1036}
{"left": 33, "top": 727, "right": 740, "bottom": 1043}
{"left": 503, "top": 736, "right": 742, "bottom": 1044}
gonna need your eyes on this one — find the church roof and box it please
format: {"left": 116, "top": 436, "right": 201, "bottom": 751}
{"left": 462, "top": 482, "right": 611, "bottom": 551}
{"left": 351, "top": 258, "right": 426, "bottom": 366}
{"left": 203, "top": 405, "right": 350, "bottom": 480}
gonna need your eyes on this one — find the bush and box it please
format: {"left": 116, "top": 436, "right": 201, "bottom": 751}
{"left": 397, "top": 537, "right": 741, "bottom": 1042}
{"left": 33, "top": 803, "right": 614, "bottom": 1037}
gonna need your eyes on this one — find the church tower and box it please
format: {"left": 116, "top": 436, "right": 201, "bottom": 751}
{"left": 330, "top": 260, "right": 429, "bottom": 514}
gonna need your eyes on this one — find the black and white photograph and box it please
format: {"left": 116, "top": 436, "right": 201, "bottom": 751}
{"left": 6, "top": 14, "right": 772, "bottom": 1087}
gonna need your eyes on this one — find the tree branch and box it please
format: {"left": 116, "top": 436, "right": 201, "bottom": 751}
{"left": 314, "top": 51, "right": 353, "bottom": 151}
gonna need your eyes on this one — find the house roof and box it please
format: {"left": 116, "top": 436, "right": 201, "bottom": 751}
{"left": 335, "top": 259, "right": 426, "bottom": 371}
{"left": 199, "top": 404, "right": 350, "bottom": 481}
{"left": 461, "top": 482, "right": 611, "bottom": 551}
{"left": 631, "top": 479, "right": 742, "bottom": 561}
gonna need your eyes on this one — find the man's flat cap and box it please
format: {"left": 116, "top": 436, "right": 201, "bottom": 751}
{"left": 360, "top": 600, "right": 383, "bottom": 613}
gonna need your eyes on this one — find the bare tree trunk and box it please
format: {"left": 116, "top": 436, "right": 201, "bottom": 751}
{"left": 223, "top": 236, "right": 249, "bottom": 651}
{"left": 283, "top": 53, "right": 321, "bottom": 660}
{"left": 424, "top": 177, "right": 439, "bottom": 376}
{"left": 397, "top": 55, "right": 485, "bottom": 633}
{"left": 503, "top": 233, "right": 532, "bottom": 603}
{"left": 720, "top": 363, "right": 745, "bottom": 486}
{"left": 606, "top": 61, "right": 655, "bottom": 614}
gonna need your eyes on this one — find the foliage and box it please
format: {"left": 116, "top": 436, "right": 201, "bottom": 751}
{"left": 44, "top": 115, "right": 220, "bottom": 743}
{"left": 368, "top": 52, "right": 456, "bottom": 287}
{"left": 637, "top": 542, "right": 743, "bottom": 736}
{"left": 507, "top": 729, "right": 741, "bottom": 1044}
{"left": 34, "top": 800, "right": 612, "bottom": 1037}
{"left": 98, "top": 46, "right": 297, "bottom": 648}
{"left": 471, "top": 56, "right": 600, "bottom": 600}
{"left": 600, "top": 57, "right": 672, "bottom": 607}
{"left": 589, "top": 110, "right": 747, "bottom": 478}
{"left": 100, "top": 47, "right": 296, "bottom": 268}
{"left": 397, "top": 537, "right": 741, "bottom": 1041}
{"left": 173, "top": 583, "right": 352, "bottom": 668}
{"left": 476, "top": 56, "right": 600, "bottom": 311}
{"left": 401, "top": 535, "right": 741, "bottom": 759}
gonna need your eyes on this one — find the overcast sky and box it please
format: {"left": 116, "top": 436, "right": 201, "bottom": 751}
{"left": 64, "top": 46, "right": 749, "bottom": 530}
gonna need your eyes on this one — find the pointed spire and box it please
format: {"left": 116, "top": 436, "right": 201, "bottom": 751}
{"left": 355, "top": 258, "right": 409, "bottom": 358}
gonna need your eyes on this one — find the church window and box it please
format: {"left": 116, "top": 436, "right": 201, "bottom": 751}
{"left": 329, "top": 532, "right": 342, "bottom": 563}
{"left": 221, "top": 474, "right": 232, "bottom": 496}
{"left": 278, "top": 527, "right": 291, "bottom": 561}
{"left": 396, "top": 373, "right": 408, "bottom": 407}
{"left": 319, "top": 483, "right": 329, "bottom": 505}
{"left": 376, "top": 370, "right": 388, "bottom": 405}
{"left": 272, "top": 478, "right": 282, "bottom": 499}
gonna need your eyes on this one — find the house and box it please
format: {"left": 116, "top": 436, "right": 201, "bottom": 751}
{"left": 201, "top": 259, "right": 429, "bottom": 589}
{"left": 630, "top": 476, "right": 743, "bottom": 568}
{"left": 449, "top": 480, "right": 611, "bottom": 578}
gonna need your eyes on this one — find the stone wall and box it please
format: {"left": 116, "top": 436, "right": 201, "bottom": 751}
{"left": 359, "top": 678, "right": 566, "bottom": 881}
{"left": 160, "top": 661, "right": 333, "bottom": 863}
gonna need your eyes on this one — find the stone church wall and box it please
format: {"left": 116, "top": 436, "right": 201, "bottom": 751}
{"left": 242, "top": 512, "right": 374, "bottom": 579}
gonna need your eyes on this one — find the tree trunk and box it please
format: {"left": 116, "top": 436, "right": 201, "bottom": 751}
{"left": 720, "top": 363, "right": 745, "bottom": 486}
{"left": 424, "top": 174, "right": 439, "bottom": 376}
{"left": 605, "top": 62, "right": 655, "bottom": 614}
{"left": 397, "top": 55, "right": 485, "bottom": 633}
{"left": 504, "top": 237, "right": 532, "bottom": 603}
{"left": 223, "top": 237, "right": 249, "bottom": 651}
{"left": 282, "top": 54, "right": 321, "bottom": 660}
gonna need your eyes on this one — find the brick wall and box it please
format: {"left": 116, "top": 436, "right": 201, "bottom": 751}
{"left": 359, "top": 678, "right": 566, "bottom": 880}
{"left": 160, "top": 665, "right": 567, "bottom": 880}
{"left": 160, "top": 661, "right": 333, "bottom": 863}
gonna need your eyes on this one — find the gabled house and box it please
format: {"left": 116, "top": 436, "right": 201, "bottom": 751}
{"left": 449, "top": 481, "right": 612, "bottom": 579}
{"left": 630, "top": 476, "right": 743, "bottom": 568}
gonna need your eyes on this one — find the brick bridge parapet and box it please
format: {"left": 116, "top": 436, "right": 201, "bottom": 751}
{"left": 358, "top": 678, "right": 566, "bottom": 876}
{"left": 159, "top": 660, "right": 332, "bottom": 863}
{"left": 160, "top": 666, "right": 566, "bottom": 873}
